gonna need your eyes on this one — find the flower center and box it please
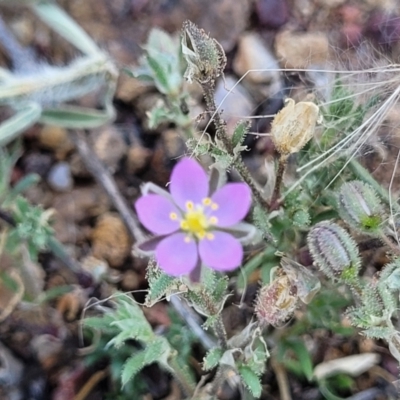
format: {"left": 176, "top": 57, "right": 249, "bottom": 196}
{"left": 173, "top": 198, "right": 218, "bottom": 240}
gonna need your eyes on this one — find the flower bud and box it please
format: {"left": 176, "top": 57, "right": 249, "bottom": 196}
{"left": 255, "top": 269, "right": 298, "bottom": 327}
{"left": 307, "top": 221, "right": 361, "bottom": 282}
{"left": 270, "top": 98, "right": 319, "bottom": 157}
{"left": 338, "top": 181, "right": 384, "bottom": 234}
{"left": 181, "top": 20, "right": 226, "bottom": 84}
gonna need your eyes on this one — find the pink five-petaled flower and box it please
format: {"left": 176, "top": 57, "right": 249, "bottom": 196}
{"left": 135, "top": 158, "right": 253, "bottom": 278}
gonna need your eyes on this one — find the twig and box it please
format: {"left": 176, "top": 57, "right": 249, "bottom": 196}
{"left": 170, "top": 295, "right": 216, "bottom": 350}
{"left": 271, "top": 356, "right": 292, "bottom": 400}
{"left": 69, "top": 130, "right": 145, "bottom": 242}
{"left": 0, "top": 15, "right": 38, "bottom": 71}
{"left": 74, "top": 368, "right": 108, "bottom": 400}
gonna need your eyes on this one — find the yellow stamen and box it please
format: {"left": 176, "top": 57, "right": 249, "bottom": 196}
{"left": 180, "top": 221, "right": 189, "bottom": 230}
{"left": 209, "top": 216, "right": 218, "bottom": 225}
{"left": 211, "top": 203, "right": 219, "bottom": 210}
{"left": 206, "top": 233, "right": 215, "bottom": 240}
{"left": 170, "top": 212, "right": 178, "bottom": 220}
{"left": 179, "top": 198, "right": 220, "bottom": 240}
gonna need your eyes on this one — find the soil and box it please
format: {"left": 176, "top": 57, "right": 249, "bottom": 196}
{"left": 1, "top": 0, "right": 400, "bottom": 399}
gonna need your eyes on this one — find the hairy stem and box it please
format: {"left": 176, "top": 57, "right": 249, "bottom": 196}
{"left": 269, "top": 156, "right": 287, "bottom": 211}
{"left": 169, "top": 357, "right": 196, "bottom": 397}
{"left": 214, "top": 315, "right": 228, "bottom": 350}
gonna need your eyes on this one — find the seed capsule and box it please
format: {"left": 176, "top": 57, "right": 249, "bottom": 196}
{"left": 307, "top": 221, "right": 361, "bottom": 281}
{"left": 270, "top": 98, "right": 319, "bottom": 157}
{"left": 181, "top": 20, "right": 227, "bottom": 84}
{"left": 338, "top": 181, "right": 383, "bottom": 234}
{"left": 255, "top": 269, "right": 298, "bottom": 327}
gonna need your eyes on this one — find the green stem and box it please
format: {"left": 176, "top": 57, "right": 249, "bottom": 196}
{"left": 214, "top": 315, "right": 228, "bottom": 351}
{"left": 169, "top": 357, "right": 196, "bottom": 397}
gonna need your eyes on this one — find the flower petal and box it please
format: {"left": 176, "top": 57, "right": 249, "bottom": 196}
{"left": 199, "top": 231, "right": 243, "bottom": 271}
{"left": 170, "top": 158, "right": 209, "bottom": 209}
{"left": 223, "top": 222, "right": 258, "bottom": 244}
{"left": 156, "top": 232, "right": 198, "bottom": 276}
{"left": 210, "top": 183, "right": 252, "bottom": 227}
{"left": 135, "top": 236, "right": 165, "bottom": 254}
{"left": 135, "top": 194, "right": 180, "bottom": 235}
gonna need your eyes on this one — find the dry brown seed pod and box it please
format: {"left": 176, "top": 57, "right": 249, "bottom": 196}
{"left": 270, "top": 98, "right": 319, "bottom": 157}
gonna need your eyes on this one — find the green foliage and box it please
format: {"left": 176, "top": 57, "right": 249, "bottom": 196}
{"left": 232, "top": 120, "right": 250, "bottom": 148}
{"left": 203, "top": 347, "right": 223, "bottom": 371}
{"left": 84, "top": 294, "right": 196, "bottom": 394}
{"left": 7, "top": 196, "right": 54, "bottom": 259}
{"left": 125, "top": 28, "right": 195, "bottom": 138}
{"left": 278, "top": 338, "right": 313, "bottom": 381}
{"left": 124, "top": 21, "right": 400, "bottom": 399}
{"left": 238, "top": 366, "right": 262, "bottom": 398}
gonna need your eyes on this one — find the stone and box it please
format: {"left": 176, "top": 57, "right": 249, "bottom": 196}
{"left": 91, "top": 213, "right": 131, "bottom": 268}
{"left": 233, "top": 33, "right": 283, "bottom": 101}
{"left": 91, "top": 125, "right": 127, "bottom": 173}
{"left": 214, "top": 75, "right": 255, "bottom": 135}
{"left": 255, "top": 0, "right": 289, "bottom": 29}
{"left": 38, "top": 125, "right": 74, "bottom": 160}
{"left": 275, "top": 30, "right": 330, "bottom": 69}
{"left": 52, "top": 185, "right": 110, "bottom": 222}
{"left": 47, "top": 162, "right": 73, "bottom": 192}
{"left": 126, "top": 142, "right": 152, "bottom": 174}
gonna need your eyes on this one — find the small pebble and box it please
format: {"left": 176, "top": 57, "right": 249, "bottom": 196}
{"left": 91, "top": 213, "right": 131, "bottom": 268}
{"left": 255, "top": 0, "right": 289, "bottom": 29}
{"left": 47, "top": 162, "right": 73, "bottom": 192}
{"left": 275, "top": 30, "right": 330, "bottom": 69}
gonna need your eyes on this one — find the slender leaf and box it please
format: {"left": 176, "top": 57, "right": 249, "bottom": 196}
{"left": 40, "top": 106, "right": 113, "bottom": 128}
{"left": 0, "top": 103, "right": 41, "bottom": 146}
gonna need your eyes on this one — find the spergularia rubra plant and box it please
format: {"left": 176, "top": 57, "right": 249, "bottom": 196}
{"left": 135, "top": 158, "right": 254, "bottom": 277}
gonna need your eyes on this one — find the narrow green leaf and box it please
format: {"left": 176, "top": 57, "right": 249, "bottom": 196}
{"left": 283, "top": 339, "right": 313, "bottom": 381}
{"left": 146, "top": 54, "right": 170, "bottom": 95}
{"left": 40, "top": 106, "right": 113, "bottom": 128}
{"left": 232, "top": 120, "right": 250, "bottom": 147}
{"left": 145, "top": 271, "right": 176, "bottom": 305}
{"left": 37, "top": 285, "right": 73, "bottom": 304}
{"left": 83, "top": 315, "right": 117, "bottom": 332}
{"left": 33, "top": 3, "right": 100, "bottom": 56}
{"left": 144, "top": 337, "right": 171, "bottom": 366}
{"left": 0, "top": 103, "right": 41, "bottom": 146}
{"left": 203, "top": 347, "right": 223, "bottom": 371}
{"left": 121, "top": 351, "right": 146, "bottom": 387}
{"left": 238, "top": 366, "right": 262, "bottom": 398}
{"left": 10, "top": 173, "right": 40, "bottom": 197}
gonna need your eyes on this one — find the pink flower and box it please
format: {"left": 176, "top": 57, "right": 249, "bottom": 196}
{"left": 135, "top": 158, "right": 253, "bottom": 277}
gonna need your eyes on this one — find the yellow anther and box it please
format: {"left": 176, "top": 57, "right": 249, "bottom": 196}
{"left": 211, "top": 203, "right": 219, "bottom": 210}
{"left": 180, "top": 221, "right": 189, "bottom": 230}
{"left": 170, "top": 212, "right": 178, "bottom": 220}
{"left": 197, "top": 231, "right": 206, "bottom": 239}
{"left": 202, "top": 197, "right": 212, "bottom": 206}
{"left": 206, "top": 233, "right": 215, "bottom": 240}
{"left": 185, "top": 201, "right": 194, "bottom": 211}
{"left": 209, "top": 216, "right": 218, "bottom": 225}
